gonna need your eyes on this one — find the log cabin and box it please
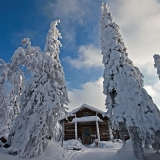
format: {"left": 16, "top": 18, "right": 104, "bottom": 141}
{"left": 59, "top": 103, "right": 113, "bottom": 145}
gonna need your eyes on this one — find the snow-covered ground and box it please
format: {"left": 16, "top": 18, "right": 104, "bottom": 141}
{"left": 0, "top": 140, "right": 68, "bottom": 160}
{"left": 112, "top": 140, "right": 160, "bottom": 160}
{"left": 0, "top": 139, "right": 160, "bottom": 160}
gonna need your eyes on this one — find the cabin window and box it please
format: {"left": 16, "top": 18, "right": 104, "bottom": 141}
{"left": 83, "top": 112, "right": 88, "bottom": 117}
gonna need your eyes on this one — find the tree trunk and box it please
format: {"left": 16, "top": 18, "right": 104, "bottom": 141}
{"left": 154, "top": 130, "right": 160, "bottom": 153}
{"left": 119, "top": 122, "right": 126, "bottom": 147}
{"left": 145, "top": 133, "right": 150, "bottom": 149}
{"left": 108, "top": 122, "right": 114, "bottom": 142}
{"left": 128, "top": 126, "right": 144, "bottom": 159}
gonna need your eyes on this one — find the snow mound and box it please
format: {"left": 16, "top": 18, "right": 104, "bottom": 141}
{"left": 59, "top": 139, "right": 85, "bottom": 149}
{"left": 0, "top": 140, "right": 4, "bottom": 147}
{"left": 34, "top": 140, "right": 67, "bottom": 160}
{"left": 90, "top": 140, "right": 123, "bottom": 149}
{"left": 112, "top": 140, "right": 160, "bottom": 160}
{"left": 0, "top": 140, "right": 68, "bottom": 160}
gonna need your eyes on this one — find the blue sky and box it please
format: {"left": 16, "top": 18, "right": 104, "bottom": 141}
{"left": 0, "top": 0, "right": 104, "bottom": 88}
{"left": 0, "top": 0, "right": 160, "bottom": 111}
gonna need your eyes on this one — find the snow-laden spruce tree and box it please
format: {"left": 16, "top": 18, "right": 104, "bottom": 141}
{"left": 100, "top": 3, "right": 160, "bottom": 159}
{"left": 153, "top": 54, "right": 160, "bottom": 152}
{"left": 0, "top": 59, "right": 10, "bottom": 139}
{"left": 0, "top": 83, "right": 9, "bottom": 139}
{"left": 0, "top": 59, "right": 24, "bottom": 140}
{"left": 153, "top": 54, "right": 160, "bottom": 79}
{"left": 8, "top": 20, "right": 69, "bottom": 158}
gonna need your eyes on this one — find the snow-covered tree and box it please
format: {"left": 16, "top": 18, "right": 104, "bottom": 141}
{"left": 153, "top": 54, "right": 160, "bottom": 152}
{"left": 0, "top": 85, "right": 9, "bottom": 140}
{"left": 0, "top": 57, "right": 24, "bottom": 140}
{"left": 0, "top": 59, "right": 10, "bottom": 139}
{"left": 100, "top": 3, "right": 160, "bottom": 158}
{"left": 153, "top": 54, "right": 160, "bottom": 79}
{"left": 8, "top": 20, "right": 69, "bottom": 158}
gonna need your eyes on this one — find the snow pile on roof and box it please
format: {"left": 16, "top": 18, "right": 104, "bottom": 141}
{"left": 71, "top": 103, "right": 104, "bottom": 114}
{"left": 71, "top": 116, "right": 103, "bottom": 123}
{"left": 59, "top": 103, "right": 105, "bottom": 121}
{"left": 90, "top": 140, "right": 123, "bottom": 149}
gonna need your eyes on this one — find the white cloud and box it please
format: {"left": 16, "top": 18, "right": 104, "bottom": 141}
{"left": 42, "top": 0, "right": 86, "bottom": 45}
{"left": 115, "top": 0, "right": 160, "bottom": 66}
{"left": 137, "top": 62, "right": 158, "bottom": 85}
{"left": 144, "top": 81, "right": 160, "bottom": 110}
{"left": 43, "top": 0, "right": 84, "bottom": 23}
{"left": 113, "top": 0, "right": 160, "bottom": 109}
{"left": 65, "top": 44, "right": 102, "bottom": 69}
{"left": 41, "top": 0, "right": 106, "bottom": 46}
{"left": 67, "top": 77, "right": 106, "bottom": 112}
{"left": 67, "top": 76, "right": 160, "bottom": 113}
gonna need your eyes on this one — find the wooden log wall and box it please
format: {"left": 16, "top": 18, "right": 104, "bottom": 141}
{"left": 63, "top": 108, "right": 111, "bottom": 142}
{"left": 60, "top": 107, "right": 129, "bottom": 143}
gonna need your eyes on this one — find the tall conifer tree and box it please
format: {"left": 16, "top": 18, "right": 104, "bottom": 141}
{"left": 100, "top": 3, "right": 160, "bottom": 158}
{"left": 0, "top": 59, "right": 9, "bottom": 139}
{"left": 0, "top": 59, "right": 24, "bottom": 140}
{"left": 8, "top": 20, "right": 69, "bottom": 158}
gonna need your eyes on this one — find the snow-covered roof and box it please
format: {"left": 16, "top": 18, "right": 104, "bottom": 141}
{"left": 70, "top": 103, "right": 104, "bottom": 115}
{"left": 71, "top": 116, "right": 103, "bottom": 123}
{"left": 59, "top": 103, "right": 105, "bottom": 121}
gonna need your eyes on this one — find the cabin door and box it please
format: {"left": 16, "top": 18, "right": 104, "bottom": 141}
{"left": 82, "top": 127, "right": 91, "bottom": 144}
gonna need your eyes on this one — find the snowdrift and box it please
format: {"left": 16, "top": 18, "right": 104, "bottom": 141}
{"left": 0, "top": 140, "right": 67, "bottom": 160}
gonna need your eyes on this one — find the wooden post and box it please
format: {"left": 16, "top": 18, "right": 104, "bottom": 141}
{"left": 75, "top": 114, "right": 78, "bottom": 140}
{"left": 96, "top": 112, "right": 100, "bottom": 141}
